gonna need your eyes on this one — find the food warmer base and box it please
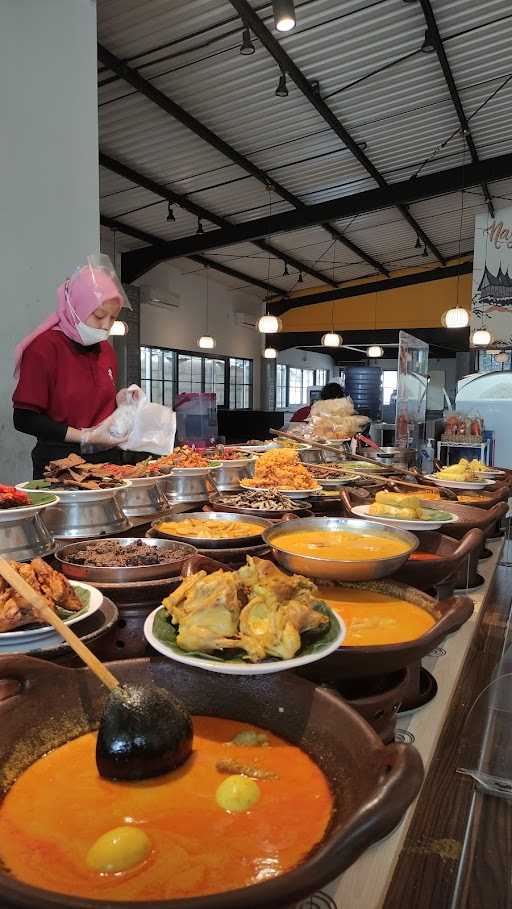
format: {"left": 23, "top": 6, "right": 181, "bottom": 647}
{"left": 398, "top": 665, "right": 438, "bottom": 714}
{"left": 117, "top": 481, "right": 169, "bottom": 518}
{"left": 326, "top": 667, "right": 411, "bottom": 744}
{"left": 44, "top": 496, "right": 131, "bottom": 539}
{"left": 0, "top": 513, "right": 54, "bottom": 561}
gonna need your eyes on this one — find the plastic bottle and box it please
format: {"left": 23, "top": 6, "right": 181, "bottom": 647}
{"left": 421, "top": 438, "right": 435, "bottom": 475}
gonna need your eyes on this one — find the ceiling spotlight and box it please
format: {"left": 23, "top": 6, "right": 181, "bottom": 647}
{"left": 110, "top": 320, "right": 128, "bottom": 337}
{"left": 166, "top": 202, "right": 175, "bottom": 222}
{"left": 272, "top": 0, "right": 296, "bottom": 32}
{"left": 198, "top": 335, "right": 216, "bottom": 350}
{"left": 297, "top": 270, "right": 304, "bottom": 283}
{"left": 310, "top": 79, "right": 320, "bottom": 95}
{"left": 264, "top": 347, "right": 277, "bottom": 359}
{"left": 442, "top": 307, "right": 469, "bottom": 329}
{"left": 282, "top": 261, "right": 290, "bottom": 276}
{"left": 415, "top": 235, "right": 421, "bottom": 249}
{"left": 421, "top": 29, "right": 435, "bottom": 53}
{"left": 258, "top": 314, "right": 281, "bottom": 334}
{"left": 239, "top": 27, "right": 255, "bottom": 55}
{"left": 472, "top": 328, "right": 492, "bottom": 347}
{"left": 367, "top": 345, "right": 384, "bottom": 358}
{"left": 275, "top": 70, "right": 289, "bottom": 97}
{"left": 422, "top": 244, "right": 428, "bottom": 257}
{"left": 196, "top": 219, "right": 204, "bottom": 235}
{"left": 322, "top": 332, "right": 342, "bottom": 348}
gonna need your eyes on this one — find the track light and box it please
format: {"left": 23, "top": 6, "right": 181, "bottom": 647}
{"left": 272, "top": 0, "right": 296, "bottom": 32}
{"left": 310, "top": 79, "right": 320, "bottom": 95}
{"left": 297, "top": 271, "right": 304, "bottom": 283}
{"left": 421, "top": 29, "right": 435, "bottom": 53}
{"left": 275, "top": 70, "right": 288, "bottom": 97}
{"left": 282, "top": 261, "right": 290, "bottom": 276}
{"left": 422, "top": 244, "right": 428, "bottom": 257}
{"left": 415, "top": 235, "right": 421, "bottom": 249}
{"left": 239, "top": 27, "right": 255, "bottom": 55}
{"left": 166, "top": 202, "right": 175, "bottom": 222}
{"left": 196, "top": 219, "right": 204, "bottom": 235}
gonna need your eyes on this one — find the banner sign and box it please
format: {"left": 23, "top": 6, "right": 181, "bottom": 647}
{"left": 472, "top": 208, "right": 512, "bottom": 344}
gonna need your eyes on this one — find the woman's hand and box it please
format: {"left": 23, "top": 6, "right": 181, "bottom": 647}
{"left": 80, "top": 412, "right": 131, "bottom": 451}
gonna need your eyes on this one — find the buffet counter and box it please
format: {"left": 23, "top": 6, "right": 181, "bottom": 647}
{"left": 304, "top": 538, "right": 507, "bottom": 909}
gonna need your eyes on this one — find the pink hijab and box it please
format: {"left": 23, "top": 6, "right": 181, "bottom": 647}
{"left": 14, "top": 266, "right": 123, "bottom": 378}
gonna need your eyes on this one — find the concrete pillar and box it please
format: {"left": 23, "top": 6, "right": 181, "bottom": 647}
{"left": 1, "top": 0, "right": 99, "bottom": 482}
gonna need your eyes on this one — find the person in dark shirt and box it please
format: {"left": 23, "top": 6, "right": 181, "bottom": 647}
{"left": 290, "top": 381, "right": 344, "bottom": 422}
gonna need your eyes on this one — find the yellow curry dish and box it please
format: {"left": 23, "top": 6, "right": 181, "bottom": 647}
{"left": 270, "top": 528, "right": 409, "bottom": 562}
{"left": 156, "top": 517, "right": 265, "bottom": 540}
{"left": 317, "top": 587, "right": 436, "bottom": 646}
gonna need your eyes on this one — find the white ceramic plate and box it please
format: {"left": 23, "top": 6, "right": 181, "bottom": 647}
{"left": 118, "top": 474, "right": 160, "bottom": 487}
{"left": 17, "top": 480, "right": 131, "bottom": 501}
{"left": 0, "top": 492, "right": 59, "bottom": 523}
{"left": 0, "top": 581, "right": 103, "bottom": 643}
{"left": 423, "top": 474, "right": 495, "bottom": 490}
{"left": 239, "top": 482, "right": 321, "bottom": 499}
{"left": 351, "top": 503, "right": 458, "bottom": 531}
{"left": 170, "top": 463, "right": 221, "bottom": 477}
{"left": 144, "top": 606, "right": 345, "bottom": 675}
{"left": 235, "top": 444, "right": 275, "bottom": 453}
{"left": 316, "top": 475, "right": 357, "bottom": 487}
{"left": 480, "top": 468, "right": 505, "bottom": 478}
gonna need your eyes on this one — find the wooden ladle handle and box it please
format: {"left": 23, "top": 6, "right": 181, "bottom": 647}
{"left": 0, "top": 557, "right": 118, "bottom": 692}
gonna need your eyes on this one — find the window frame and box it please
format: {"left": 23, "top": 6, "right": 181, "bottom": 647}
{"left": 140, "top": 346, "right": 252, "bottom": 410}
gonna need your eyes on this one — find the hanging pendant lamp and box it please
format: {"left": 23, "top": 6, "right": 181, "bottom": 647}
{"left": 197, "top": 266, "right": 216, "bottom": 350}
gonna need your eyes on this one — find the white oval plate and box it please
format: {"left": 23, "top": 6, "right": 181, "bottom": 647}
{"left": 0, "top": 493, "right": 60, "bottom": 524}
{"left": 17, "top": 480, "right": 131, "bottom": 501}
{"left": 316, "top": 475, "right": 357, "bottom": 487}
{"left": 118, "top": 474, "right": 160, "bottom": 487}
{"left": 351, "top": 503, "right": 458, "bottom": 531}
{"left": 143, "top": 606, "right": 345, "bottom": 675}
{"left": 423, "top": 474, "right": 495, "bottom": 490}
{"left": 0, "top": 581, "right": 103, "bottom": 642}
{"left": 235, "top": 444, "right": 276, "bottom": 453}
{"left": 240, "top": 482, "right": 320, "bottom": 499}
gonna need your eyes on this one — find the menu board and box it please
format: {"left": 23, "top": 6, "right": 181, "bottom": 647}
{"left": 395, "top": 331, "right": 429, "bottom": 449}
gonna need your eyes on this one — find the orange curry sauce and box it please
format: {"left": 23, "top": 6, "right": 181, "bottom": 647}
{"left": 0, "top": 717, "right": 332, "bottom": 902}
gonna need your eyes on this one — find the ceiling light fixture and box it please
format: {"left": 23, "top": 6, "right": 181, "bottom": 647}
{"left": 422, "top": 244, "right": 428, "bottom": 257}
{"left": 110, "top": 321, "right": 128, "bottom": 337}
{"left": 442, "top": 307, "right": 469, "bottom": 329}
{"left": 495, "top": 351, "right": 509, "bottom": 364}
{"left": 322, "top": 332, "right": 342, "bottom": 348}
{"left": 415, "top": 235, "right": 421, "bottom": 249}
{"left": 166, "top": 202, "right": 175, "bottom": 222}
{"left": 472, "top": 328, "right": 492, "bottom": 347}
{"left": 198, "top": 266, "right": 216, "bottom": 350}
{"left": 282, "top": 260, "right": 290, "bottom": 276}
{"left": 275, "top": 70, "right": 289, "bottom": 97}
{"left": 239, "top": 26, "right": 255, "bottom": 55}
{"left": 272, "top": 0, "right": 296, "bottom": 32}
{"left": 297, "top": 270, "right": 304, "bottom": 283}
{"left": 258, "top": 314, "right": 281, "bottom": 334}
{"left": 263, "top": 347, "right": 277, "bottom": 359}
{"left": 367, "top": 345, "right": 384, "bottom": 358}
{"left": 196, "top": 218, "right": 204, "bottom": 235}
{"left": 421, "top": 29, "right": 435, "bottom": 53}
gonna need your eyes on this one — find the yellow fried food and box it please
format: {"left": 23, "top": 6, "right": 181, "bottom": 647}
{"left": 241, "top": 449, "right": 319, "bottom": 491}
{"left": 157, "top": 518, "right": 264, "bottom": 539}
{"left": 374, "top": 491, "right": 423, "bottom": 511}
{"left": 368, "top": 503, "right": 418, "bottom": 520}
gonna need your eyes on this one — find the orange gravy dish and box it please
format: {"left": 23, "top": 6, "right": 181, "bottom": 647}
{"left": 0, "top": 717, "right": 332, "bottom": 902}
{"left": 317, "top": 587, "right": 436, "bottom": 646}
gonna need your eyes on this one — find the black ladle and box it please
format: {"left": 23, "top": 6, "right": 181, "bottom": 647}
{"left": 0, "top": 558, "right": 193, "bottom": 782}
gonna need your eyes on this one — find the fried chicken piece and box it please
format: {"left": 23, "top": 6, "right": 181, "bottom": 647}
{"left": 31, "top": 559, "right": 83, "bottom": 612}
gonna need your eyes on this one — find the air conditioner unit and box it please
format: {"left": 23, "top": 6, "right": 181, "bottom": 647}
{"left": 235, "top": 311, "right": 257, "bottom": 328}
{"left": 139, "top": 286, "right": 180, "bottom": 309}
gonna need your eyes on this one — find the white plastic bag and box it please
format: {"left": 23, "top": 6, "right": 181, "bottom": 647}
{"left": 111, "top": 386, "right": 176, "bottom": 455}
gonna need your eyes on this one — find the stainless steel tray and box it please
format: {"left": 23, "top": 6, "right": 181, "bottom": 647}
{"left": 55, "top": 537, "right": 198, "bottom": 582}
{"left": 151, "top": 511, "right": 272, "bottom": 548}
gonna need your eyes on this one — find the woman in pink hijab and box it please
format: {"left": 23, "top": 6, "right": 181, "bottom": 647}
{"left": 13, "top": 255, "right": 131, "bottom": 478}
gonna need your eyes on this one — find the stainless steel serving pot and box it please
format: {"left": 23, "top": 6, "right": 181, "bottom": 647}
{"left": 263, "top": 516, "right": 418, "bottom": 581}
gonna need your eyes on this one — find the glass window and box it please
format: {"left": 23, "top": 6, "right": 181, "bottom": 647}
{"left": 383, "top": 370, "right": 398, "bottom": 405}
{"left": 276, "top": 364, "right": 287, "bottom": 409}
{"left": 289, "top": 367, "right": 303, "bottom": 405}
{"left": 178, "top": 354, "right": 202, "bottom": 394}
{"left": 204, "top": 358, "right": 225, "bottom": 407}
{"left": 315, "top": 368, "right": 327, "bottom": 387}
{"left": 302, "top": 369, "right": 314, "bottom": 402}
{"left": 229, "top": 357, "right": 252, "bottom": 409}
